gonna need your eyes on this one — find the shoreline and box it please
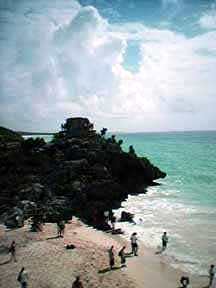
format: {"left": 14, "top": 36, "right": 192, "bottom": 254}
{"left": 0, "top": 218, "right": 208, "bottom": 288}
{"left": 113, "top": 188, "right": 216, "bottom": 278}
{"left": 110, "top": 232, "right": 208, "bottom": 288}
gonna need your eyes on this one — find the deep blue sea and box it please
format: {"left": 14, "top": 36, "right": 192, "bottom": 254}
{"left": 27, "top": 131, "right": 216, "bottom": 274}
{"left": 113, "top": 131, "right": 216, "bottom": 274}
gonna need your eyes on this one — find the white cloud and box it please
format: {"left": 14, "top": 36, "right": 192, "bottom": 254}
{"left": 199, "top": 3, "right": 216, "bottom": 30}
{"left": 0, "top": 0, "right": 216, "bottom": 132}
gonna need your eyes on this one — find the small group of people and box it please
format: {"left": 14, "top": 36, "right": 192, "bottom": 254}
{"left": 131, "top": 231, "right": 168, "bottom": 256}
{"left": 107, "top": 231, "right": 139, "bottom": 270}
{"left": 108, "top": 245, "right": 127, "bottom": 270}
{"left": 107, "top": 231, "right": 168, "bottom": 270}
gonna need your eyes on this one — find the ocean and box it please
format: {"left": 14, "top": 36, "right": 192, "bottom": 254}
{"left": 26, "top": 131, "right": 216, "bottom": 274}
{"left": 113, "top": 131, "right": 216, "bottom": 275}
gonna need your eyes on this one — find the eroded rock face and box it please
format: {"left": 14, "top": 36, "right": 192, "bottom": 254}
{"left": 0, "top": 117, "right": 166, "bottom": 229}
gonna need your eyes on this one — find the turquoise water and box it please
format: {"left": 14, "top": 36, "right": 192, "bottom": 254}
{"left": 114, "top": 131, "right": 216, "bottom": 274}
{"left": 23, "top": 135, "right": 54, "bottom": 142}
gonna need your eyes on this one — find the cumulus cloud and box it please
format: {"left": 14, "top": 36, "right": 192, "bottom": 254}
{"left": 0, "top": 0, "right": 216, "bottom": 132}
{"left": 199, "top": 3, "right": 216, "bottom": 30}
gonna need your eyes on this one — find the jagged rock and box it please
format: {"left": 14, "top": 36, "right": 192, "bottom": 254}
{"left": 45, "top": 197, "right": 73, "bottom": 222}
{"left": 107, "top": 151, "right": 166, "bottom": 192}
{"left": 19, "top": 183, "right": 47, "bottom": 202}
{"left": 3, "top": 207, "right": 24, "bottom": 228}
{"left": 120, "top": 211, "right": 134, "bottom": 222}
{"left": 72, "top": 181, "right": 82, "bottom": 193}
{"left": 86, "top": 150, "right": 107, "bottom": 165}
{"left": 65, "top": 146, "right": 88, "bottom": 161}
{"left": 91, "top": 163, "right": 110, "bottom": 179}
{"left": 62, "top": 159, "right": 89, "bottom": 171}
{"left": 84, "top": 180, "right": 126, "bottom": 202}
{"left": 32, "top": 183, "right": 44, "bottom": 193}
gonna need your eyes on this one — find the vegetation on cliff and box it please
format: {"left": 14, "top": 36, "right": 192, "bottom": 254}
{"left": 0, "top": 126, "right": 23, "bottom": 143}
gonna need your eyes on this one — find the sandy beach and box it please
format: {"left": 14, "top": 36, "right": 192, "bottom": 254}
{"left": 0, "top": 218, "right": 208, "bottom": 288}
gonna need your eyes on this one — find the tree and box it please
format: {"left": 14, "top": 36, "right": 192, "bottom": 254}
{"left": 100, "top": 128, "right": 107, "bottom": 137}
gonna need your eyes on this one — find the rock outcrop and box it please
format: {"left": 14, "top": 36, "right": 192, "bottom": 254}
{"left": 0, "top": 117, "right": 166, "bottom": 229}
{"left": 0, "top": 126, "right": 23, "bottom": 143}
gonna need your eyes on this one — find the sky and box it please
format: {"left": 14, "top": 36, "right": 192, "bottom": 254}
{"left": 0, "top": 0, "right": 216, "bottom": 132}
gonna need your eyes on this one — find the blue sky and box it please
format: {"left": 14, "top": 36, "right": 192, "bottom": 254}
{"left": 79, "top": 0, "right": 212, "bottom": 33}
{"left": 0, "top": 0, "right": 216, "bottom": 132}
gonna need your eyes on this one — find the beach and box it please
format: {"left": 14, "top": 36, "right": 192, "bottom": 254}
{"left": 0, "top": 218, "right": 207, "bottom": 288}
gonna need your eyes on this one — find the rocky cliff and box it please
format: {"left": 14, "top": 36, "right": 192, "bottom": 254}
{"left": 0, "top": 118, "right": 166, "bottom": 230}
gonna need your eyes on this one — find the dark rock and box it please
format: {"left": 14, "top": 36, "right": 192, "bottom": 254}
{"left": 120, "top": 211, "right": 134, "bottom": 223}
{"left": 91, "top": 163, "right": 110, "bottom": 179}
{"left": 0, "top": 126, "right": 23, "bottom": 143}
{"left": 0, "top": 118, "right": 166, "bottom": 231}
{"left": 65, "top": 146, "right": 88, "bottom": 161}
{"left": 3, "top": 207, "right": 24, "bottom": 228}
{"left": 84, "top": 180, "right": 126, "bottom": 202}
{"left": 62, "top": 159, "right": 89, "bottom": 171}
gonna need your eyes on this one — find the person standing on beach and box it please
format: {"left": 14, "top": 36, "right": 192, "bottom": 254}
{"left": 17, "top": 267, "right": 28, "bottom": 288}
{"left": 118, "top": 246, "right": 126, "bottom": 267}
{"left": 9, "top": 240, "right": 17, "bottom": 262}
{"left": 60, "top": 220, "right": 65, "bottom": 237}
{"left": 162, "top": 232, "right": 168, "bottom": 251}
{"left": 111, "top": 216, "right": 116, "bottom": 232}
{"left": 57, "top": 220, "right": 65, "bottom": 237}
{"left": 72, "top": 276, "right": 84, "bottom": 288}
{"left": 108, "top": 245, "right": 115, "bottom": 270}
{"left": 130, "top": 232, "right": 138, "bottom": 256}
{"left": 209, "top": 264, "right": 215, "bottom": 288}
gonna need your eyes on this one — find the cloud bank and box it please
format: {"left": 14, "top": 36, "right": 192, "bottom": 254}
{"left": 0, "top": 0, "right": 216, "bottom": 132}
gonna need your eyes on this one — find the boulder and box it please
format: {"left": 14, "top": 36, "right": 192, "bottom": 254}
{"left": 120, "top": 211, "right": 134, "bottom": 223}
{"left": 4, "top": 207, "right": 24, "bottom": 228}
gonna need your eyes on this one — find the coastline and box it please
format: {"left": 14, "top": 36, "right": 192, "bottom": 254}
{"left": 0, "top": 218, "right": 207, "bottom": 288}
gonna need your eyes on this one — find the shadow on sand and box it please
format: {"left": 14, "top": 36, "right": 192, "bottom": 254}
{"left": 98, "top": 266, "right": 122, "bottom": 274}
{"left": 125, "top": 252, "right": 134, "bottom": 258}
{"left": 155, "top": 248, "right": 164, "bottom": 255}
{"left": 46, "top": 236, "right": 60, "bottom": 240}
{"left": 0, "top": 260, "right": 10, "bottom": 266}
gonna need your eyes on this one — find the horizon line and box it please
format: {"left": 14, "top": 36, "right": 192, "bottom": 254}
{"left": 17, "top": 129, "right": 216, "bottom": 135}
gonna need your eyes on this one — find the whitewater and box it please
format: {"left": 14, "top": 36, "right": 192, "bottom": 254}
{"left": 113, "top": 130, "right": 216, "bottom": 275}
